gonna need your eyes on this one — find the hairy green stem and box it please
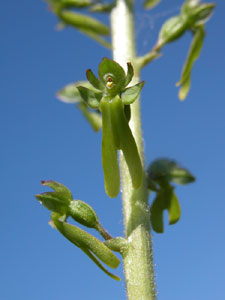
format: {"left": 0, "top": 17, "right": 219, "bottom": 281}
{"left": 111, "top": 1, "right": 156, "bottom": 299}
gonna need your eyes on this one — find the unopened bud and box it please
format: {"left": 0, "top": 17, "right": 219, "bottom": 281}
{"left": 156, "top": 15, "right": 189, "bottom": 49}
{"left": 69, "top": 200, "right": 99, "bottom": 228}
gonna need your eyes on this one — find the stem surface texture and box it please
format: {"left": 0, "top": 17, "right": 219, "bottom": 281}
{"left": 111, "top": 1, "right": 156, "bottom": 299}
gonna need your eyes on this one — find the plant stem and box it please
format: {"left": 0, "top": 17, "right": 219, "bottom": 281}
{"left": 110, "top": 1, "right": 156, "bottom": 299}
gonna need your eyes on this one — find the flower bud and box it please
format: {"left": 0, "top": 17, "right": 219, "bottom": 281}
{"left": 189, "top": 3, "right": 215, "bottom": 26}
{"left": 156, "top": 15, "right": 189, "bottom": 49}
{"left": 69, "top": 200, "right": 99, "bottom": 229}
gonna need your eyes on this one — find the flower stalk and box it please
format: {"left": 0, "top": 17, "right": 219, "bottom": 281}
{"left": 111, "top": 1, "right": 156, "bottom": 299}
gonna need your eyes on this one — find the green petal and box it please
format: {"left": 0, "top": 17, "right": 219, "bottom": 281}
{"left": 150, "top": 194, "right": 165, "bottom": 233}
{"left": 124, "top": 63, "right": 134, "bottom": 87}
{"left": 41, "top": 180, "right": 73, "bottom": 202}
{"left": 100, "top": 97, "right": 120, "bottom": 198}
{"left": 167, "top": 190, "right": 181, "bottom": 225}
{"left": 77, "top": 86, "right": 102, "bottom": 109}
{"left": 121, "top": 81, "right": 145, "bottom": 105}
{"left": 36, "top": 192, "right": 69, "bottom": 214}
{"left": 86, "top": 69, "right": 104, "bottom": 90}
{"left": 111, "top": 97, "right": 143, "bottom": 189}
{"left": 52, "top": 217, "right": 120, "bottom": 269}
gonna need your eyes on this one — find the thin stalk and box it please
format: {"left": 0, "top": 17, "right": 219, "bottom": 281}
{"left": 110, "top": 1, "right": 156, "bottom": 299}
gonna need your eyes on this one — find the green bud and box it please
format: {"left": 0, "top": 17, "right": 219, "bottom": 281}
{"left": 190, "top": 3, "right": 215, "bottom": 26}
{"left": 144, "top": 0, "right": 161, "bottom": 10}
{"left": 89, "top": 2, "right": 115, "bottom": 13}
{"left": 156, "top": 15, "right": 189, "bottom": 49}
{"left": 69, "top": 200, "right": 99, "bottom": 229}
{"left": 47, "top": 0, "right": 92, "bottom": 9}
{"left": 59, "top": 10, "right": 110, "bottom": 36}
{"left": 182, "top": 2, "right": 215, "bottom": 27}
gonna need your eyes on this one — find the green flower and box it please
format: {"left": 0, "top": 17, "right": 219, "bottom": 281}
{"left": 77, "top": 58, "right": 145, "bottom": 198}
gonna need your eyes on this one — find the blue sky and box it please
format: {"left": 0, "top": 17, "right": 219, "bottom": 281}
{"left": 1, "top": 1, "right": 225, "bottom": 299}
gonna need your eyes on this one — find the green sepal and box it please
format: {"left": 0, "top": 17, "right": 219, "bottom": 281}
{"left": 100, "top": 97, "right": 120, "bottom": 198}
{"left": 36, "top": 192, "right": 70, "bottom": 215}
{"left": 124, "top": 63, "right": 134, "bottom": 87}
{"left": 147, "top": 158, "right": 195, "bottom": 186}
{"left": 150, "top": 194, "right": 165, "bottom": 233}
{"left": 41, "top": 180, "right": 73, "bottom": 202}
{"left": 52, "top": 215, "right": 120, "bottom": 269}
{"left": 177, "top": 26, "right": 205, "bottom": 100}
{"left": 57, "top": 81, "right": 102, "bottom": 132}
{"left": 120, "top": 81, "right": 145, "bottom": 105}
{"left": 86, "top": 69, "right": 104, "bottom": 91}
{"left": 98, "top": 58, "right": 126, "bottom": 98}
{"left": 77, "top": 86, "right": 102, "bottom": 109}
{"left": 77, "top": 102, "right": 102, "bottom": 132}
{"left": 69, "top": 199, "right": 99, "bottom": 229}
{"left": 59, "top": 10, "right": 110, "bottom": 36}
{"left": 144, "top": 0, "right": 161, "bottom": 10}
{"left": 156, "top": 15, "right": 189, "bottom": 49}
{"left": 110, "top": 97, "right": 143, "bottom": 189}
{"left": 150, "top": 186, "right": 181, "bottom": 233}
